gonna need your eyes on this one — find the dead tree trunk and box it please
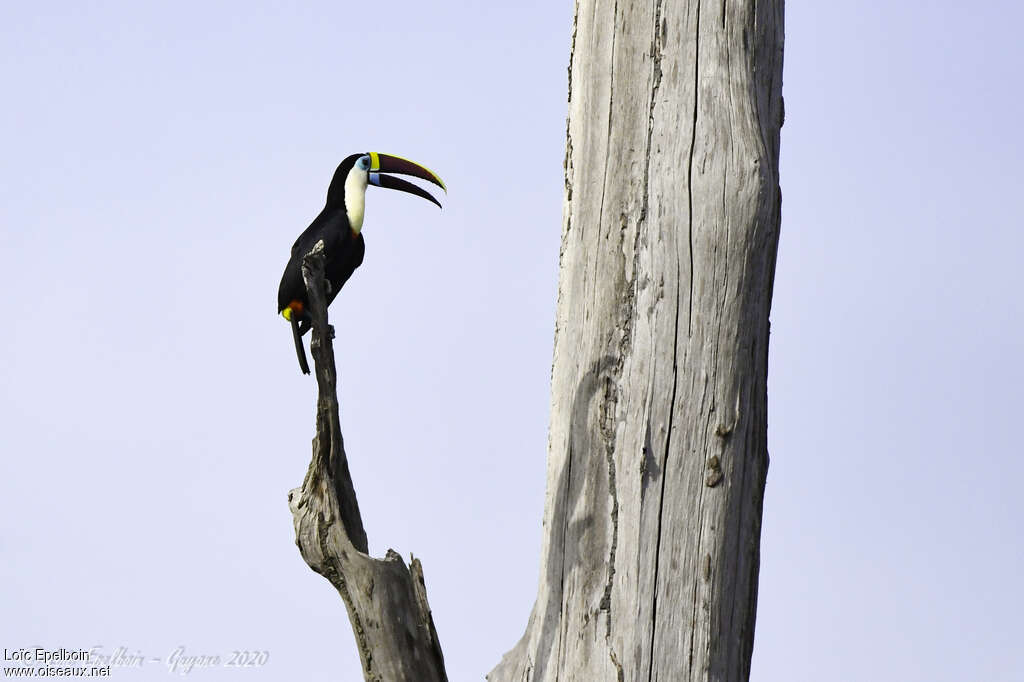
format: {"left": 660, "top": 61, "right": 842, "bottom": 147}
{"left": 489, "top": 1, "right": 783, "bottom": 680}
{"left": 288, "top": 243, "right": 447, "bottom": 682}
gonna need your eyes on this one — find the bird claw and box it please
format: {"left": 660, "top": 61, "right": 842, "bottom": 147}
{"left": 327, "top": 325, "right": 336, "bottom": 339}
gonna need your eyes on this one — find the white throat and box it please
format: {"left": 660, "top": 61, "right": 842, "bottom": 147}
{"left": 344, "top": 167, "right": 369, "bottom": 233}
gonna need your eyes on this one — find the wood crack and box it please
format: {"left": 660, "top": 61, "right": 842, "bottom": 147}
{"left": 686, "top": 0, "right": 702, "bottom": 336}
{"left": 688, "top": 378, "right": 714, "bottom": 677}
{"left": 645, "top": 1, "right": 669, "bottom": 677}
{"left": 554, "top": 439, "right": 574, "bottom": 682}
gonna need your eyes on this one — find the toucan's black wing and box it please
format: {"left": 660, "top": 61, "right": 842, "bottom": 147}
{"left": 278, "top": 209, "right": 340, "bottom": 314}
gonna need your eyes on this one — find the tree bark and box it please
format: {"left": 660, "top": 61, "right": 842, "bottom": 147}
{"left": 288, "top": 243, "right": 447, "bottom": 682}
{"left": 489, "top": 1, "right": 783, "bottom": 680}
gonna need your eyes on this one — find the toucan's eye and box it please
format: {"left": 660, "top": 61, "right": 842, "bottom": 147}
{"left": 357, "top": 155, "right": 371, "bottom": 171}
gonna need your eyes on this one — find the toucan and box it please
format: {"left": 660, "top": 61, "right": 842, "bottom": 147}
{"left": 278, "top": 152, "right": 446, "bottom": 374}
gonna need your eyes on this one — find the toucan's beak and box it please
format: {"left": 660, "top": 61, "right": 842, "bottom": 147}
{"left": 367, "top": 152, "right": 446, "bottom": 209}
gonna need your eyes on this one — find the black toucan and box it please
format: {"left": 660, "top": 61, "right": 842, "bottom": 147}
{"left": 278, "top": 152, "right": 446, "bottom": 374}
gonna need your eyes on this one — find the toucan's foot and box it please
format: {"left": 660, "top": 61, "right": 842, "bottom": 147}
{"left": 296, "top": 319, "right": 333, "bottom": 339}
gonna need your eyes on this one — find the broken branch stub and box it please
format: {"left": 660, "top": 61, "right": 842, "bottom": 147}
{"left": 288, "top": 242, "right": 447, "bottom": 682}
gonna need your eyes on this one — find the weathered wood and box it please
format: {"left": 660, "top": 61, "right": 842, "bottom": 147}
{"left": 489, "top": 1, "right": 783, "bottom": 680}
{"left": 288, "top": 242, "right": 447, "bottom": 682}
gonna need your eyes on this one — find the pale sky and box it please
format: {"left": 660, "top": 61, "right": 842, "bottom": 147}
{"left": 2, "top": 2, "right": 1022, "bottom": 681}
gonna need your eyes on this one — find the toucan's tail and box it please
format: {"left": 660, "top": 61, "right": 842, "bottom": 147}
{"left": 290, "top": 314, "right": 310, "bottom": 375}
